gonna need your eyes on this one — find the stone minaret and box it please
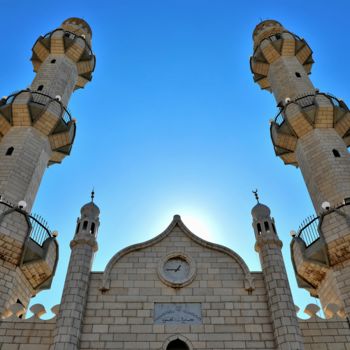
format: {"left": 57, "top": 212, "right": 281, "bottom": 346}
{"left": 52, "top": 194, "right": 100, "bottom": 350}
{"left": 0, "top": 18, "right": 95, "bottom": 316}
{"left": 251, "top": 20, "right": 350, "bottom": 317}
{"left": 252, "top": 199, "right": 304, "bottom": 350}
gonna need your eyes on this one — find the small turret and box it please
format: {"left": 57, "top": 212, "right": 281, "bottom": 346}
{"left": 51, "top": 192, "right": 100, "bottom": 350}
{"left": 252, "top": 193, "right": 304, "bottom": 350}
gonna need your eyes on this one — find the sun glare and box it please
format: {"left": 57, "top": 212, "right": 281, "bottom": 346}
{"left": 180, "top": 213, "right": 215, "bottom": 242}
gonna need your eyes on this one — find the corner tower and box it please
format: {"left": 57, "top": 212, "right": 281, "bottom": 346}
{"left": 251, "top": 20, "right": 350, "bottom": 316}
{"left": 52, "top": 194, "right": 100, "bottom": 350}
{"left": 252, "top": 198, "right": 304, "bottom": 350}
{"left": 0, "top": 18, "right": 95, "bottom": 316}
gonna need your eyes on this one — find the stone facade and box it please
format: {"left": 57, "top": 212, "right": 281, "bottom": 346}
{"left": 1, "top": 17, "right": 350, "bottom": 350}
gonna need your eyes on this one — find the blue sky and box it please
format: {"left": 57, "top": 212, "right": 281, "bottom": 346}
{"left": 1, "top": 0, "right": 350, "bottom": 317}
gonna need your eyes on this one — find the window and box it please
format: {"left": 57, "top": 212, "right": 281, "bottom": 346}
{"left": 272, "top": 222, "right": 277, "bottom": 234}
{"left": 275, "top": 33, "right": 281, "bottom": 40}
{"left": 257, "top": 223, "right": 262, "bottom": 235}
{"left": 264, "top": 221, "right": 270, "bottom": 232}
{"left": 167, "top": 339, "right": 189, "bottom": 350}
{"left": 5, "top": 147, "right": 14, "bottom": 156}
{"left": 16, "top": 299, "right": 24, "bottom": 319}
{"left": 75, "top": 222, "right": 80, "bottom": 234}
{"left": 37, "top": 85, "right": 44, "bottom": 91}
{"left": 82, "top": 221, "right": 88, "bottom": 230}
{"left": 295, "top": 72, "right": 301, "bottom": 78}
{"left": 51, "top": 59, "right": 56, "bottom": 64}
{"left": 333, "top": 149, "right": 341, "bottom": 158}
{"left": 90, "top": 222, "right": 95, "bottom": 235}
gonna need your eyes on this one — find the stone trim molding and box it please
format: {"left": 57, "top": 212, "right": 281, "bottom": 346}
{"left": 157, "top": 251, "right": 196, "bottom": 288}
{"left": 162, "top": 334, "right": 193, "bottom": 350}
{"left": 101, "top": 215, "right": 255, "bottom": 291}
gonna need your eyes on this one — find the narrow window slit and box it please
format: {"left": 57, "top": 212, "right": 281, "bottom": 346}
{"left": 5, "top": 147, "right": 14, "bottom": 156}
{"left": 333, "top": 149, "right": 341, "bottom": 157}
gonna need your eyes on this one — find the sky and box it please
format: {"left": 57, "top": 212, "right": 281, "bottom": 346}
{"left": 1, "top": 0, "right": 350, "bottom": 318}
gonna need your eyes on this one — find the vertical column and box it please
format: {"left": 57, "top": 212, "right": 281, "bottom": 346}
{"left": 252, "top": 202, "right": 304, "bottom": 350}
{"left": 51, "top": 199, "right": 99, "bottom": 350}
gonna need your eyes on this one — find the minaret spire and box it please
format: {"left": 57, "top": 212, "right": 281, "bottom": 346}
{"left": 251, "top": 19, "right": 350, "bottom": 317}
{"left": 252, "top": 189, "right": 259, "bottom": 203}
{"left": 0, "top": 17, "right": 95, "bottom": 316}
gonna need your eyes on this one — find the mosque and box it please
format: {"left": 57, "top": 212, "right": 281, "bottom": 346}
{"left": 0, "top": 17, "right": 350, "bottom": 350}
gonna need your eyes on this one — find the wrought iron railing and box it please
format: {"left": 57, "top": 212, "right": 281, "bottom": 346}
{"left": 297, "top": 215, "right": 320, "bottom": 247}
{"left": 273, "top": 92, "right": 348, "bottom": 126}
{"left": 297, "top": 201, "right": 350, "bottom": 248}
{"left": 0, "top": 89, "right": 73, "bottom": 125}
{"left": 28, "top": 213, "right": 52, "bottom": 247}
{"left": 0, "top": 197, "right": 52, "bottom": 247}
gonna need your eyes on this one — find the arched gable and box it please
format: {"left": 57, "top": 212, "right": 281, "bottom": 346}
{"left": 101, "top": 215, "right": 254, "bottom": 291}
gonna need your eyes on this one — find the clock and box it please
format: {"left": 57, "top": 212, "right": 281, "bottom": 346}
{"left": 158, "top": 252, "right": 196, "bottom": 288}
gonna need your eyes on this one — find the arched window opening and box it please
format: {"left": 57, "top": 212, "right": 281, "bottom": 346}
{"left": 37, "top": 85, "right": 44, "bottom": 91}
{"left": 272, "top": 222, "right": 277, "bottom": 234}
{"left": 75, "top": 222, "right": 80, "bottom": 234}
{"left": 166, "top": 339, "right": 189, "bottom": 350}
{"left": 264, "top": 221, "right": 270, "bottom": 232}
{"left": 90, "top": 222, "right": 95, "bottom": 235}
{"left": 5, "top": 147, "right": 14, "bottom": 156}
{"left": 257, "top": 223, "right": 262, "bottom": 235}
{"left": 16, "top": 299, "right": 24, "bottom": 319}
{"left": 51, "top": 59, "right": 56, "bottom": 64}
{"left": 275, "top": 33, "right": 281, "bottom": 40}
{"left": 82, "top": 221, "right": 88, "bottom": 230}
{"left": 295, "top": 72, "right": 301, "bottom": 78}
{"left": 333, "top": 149, "right": 341, "bottom": 158}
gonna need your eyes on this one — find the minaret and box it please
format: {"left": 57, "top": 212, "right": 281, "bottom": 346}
{"left": 52, "top": 193, "right": 100, "bottom": 350}
{"left": 250, "top": 20, "right": 350, "bottom": 316}
{"left": 252, "top": 196, "right": 304, "bottom": 350}
{"left": 0, "top": 18, "right": 95, "bottom": 316}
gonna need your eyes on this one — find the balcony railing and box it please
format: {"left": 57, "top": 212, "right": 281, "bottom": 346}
{"left": 253, "top": 30, "right": 303, "bottom": 55}
{"left": 273, "top": 92, "right": 348, "bottom": 127}
{"left": 0, "top": 197, "right": 52, "bottom": 247}
{"left": 297, "top": 201, "right": 350, "bottom": 248}
{"left": 297, "top": 215, "right": 320, "bottom": 247}
{"left": 0, "top": 89, "right": 73, "bottom": 125}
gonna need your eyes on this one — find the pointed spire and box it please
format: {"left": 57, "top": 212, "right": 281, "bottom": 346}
{"left": 252, "top": 189, "right": 259, "bottom": 203}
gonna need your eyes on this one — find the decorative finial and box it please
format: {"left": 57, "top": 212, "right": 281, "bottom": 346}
{"left": 91, "top": 188, "right": 95, "bottom": 202}
{"left": 252, "top": 189, "right": 259, "bottom": 203}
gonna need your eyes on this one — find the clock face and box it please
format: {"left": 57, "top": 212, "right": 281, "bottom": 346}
{"left": 158, "top": 252, "right": 196, "bottom": 288}
{"left": 163, "top": 257, "right": 190, "bottom": 283}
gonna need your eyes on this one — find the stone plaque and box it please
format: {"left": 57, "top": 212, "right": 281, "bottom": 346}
{"left": 154, "top": 303, "right": 202, "bottom": 325}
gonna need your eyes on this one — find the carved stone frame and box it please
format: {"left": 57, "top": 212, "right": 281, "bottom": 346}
{"left": 157, "top": 251, "right": 196, "bottom": 288}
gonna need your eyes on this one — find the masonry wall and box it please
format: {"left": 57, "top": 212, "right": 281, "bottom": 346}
{"left": 80, "top": 224, "right": 275, "bottom": 350}
{"left": 0, "top": 317, "right": 55, "bottom": 350}
{"left": 300, "top": 316, "right": 350, "bottom": 349}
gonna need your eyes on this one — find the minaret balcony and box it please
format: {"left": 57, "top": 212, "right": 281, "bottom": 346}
{"left": 31, "top": 28, "right": 96, "bottom": 89}
{"left": 0, "top": 197, "right": 58, "bottom": 292}
{"left": 0, "top": 89, "right": 76, "bottom": 165}
{"left": 250, "top": 30, "right": 314, "bottom": 90}
{"left": 270, "top": 92, "right": 350, "bottom": 165}
{"left": 291, "top": 201, "right": 350, "bottom": 295}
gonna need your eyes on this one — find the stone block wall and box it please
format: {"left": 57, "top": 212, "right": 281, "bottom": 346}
{"left": 299, "top": 306, "right": 350, "bottom": 349}
{"left": 0, "top": 304, "right": 57, "bottom": 350}
{"left": 79, "top": 223, "right": 275, "bottom": 349}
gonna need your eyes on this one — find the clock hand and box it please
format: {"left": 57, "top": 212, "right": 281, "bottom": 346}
{"left": 174, "top": 265, "right": 181, "bottom": 272}
{"left": 166, "top": 268, "right": 177, "bottom": 271}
